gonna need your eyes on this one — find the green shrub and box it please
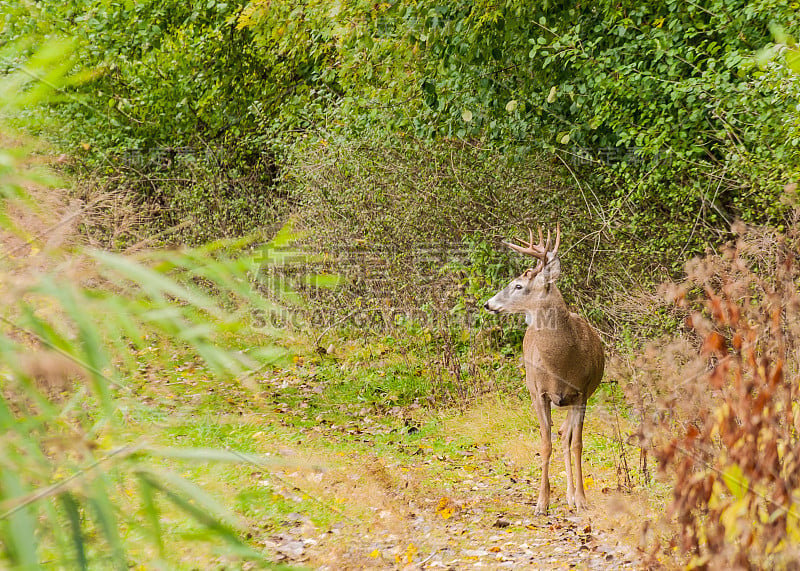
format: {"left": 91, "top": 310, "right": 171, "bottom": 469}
{"left": 6, "top": 0, "right": 797, "bottom": 250}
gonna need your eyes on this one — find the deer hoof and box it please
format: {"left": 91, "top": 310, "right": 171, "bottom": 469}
{"left": 573, "top": 496, "right": 588, "bottom": 511}
{"left": 533, "top": 502, "right": 548, "bottom": 515}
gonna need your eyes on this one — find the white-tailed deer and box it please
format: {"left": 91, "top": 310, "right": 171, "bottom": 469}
{"left": 484, "top": 225, "right": 604, "bottom": 514}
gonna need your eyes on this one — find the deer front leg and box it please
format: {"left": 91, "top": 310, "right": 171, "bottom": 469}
{"left": 531, "top": 393, "right": 552, "bottom": 515}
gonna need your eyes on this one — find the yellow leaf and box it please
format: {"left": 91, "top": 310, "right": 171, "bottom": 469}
{"left": 369, "top": 549, "right": 380, "bottom": 558}
{"left": 436, "top": 496, "right": 455, "bottom": 519}
{"left": 406, "top": 542, "right": 418, "bottom": 563}
{"left": 547, "top": 86, "right": 557, "bottom": 103}
{"left": 787, "top": 502, "right": 800, "bottom": 542}
{"left": 708, "top": 480, "right": 725, "bottom": 510}
{"left": 583, "top": 476, "right": 594, "bottom": 489}
{"left": 719, "top": 497, "right": 750, "bottom": 542}
{"left": 687, "top": 554, "right": 710, "bottom": 569}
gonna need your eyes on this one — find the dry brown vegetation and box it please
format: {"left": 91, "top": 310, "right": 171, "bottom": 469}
{"left": 618, "top": 212, "right": 800, "bottom": 569}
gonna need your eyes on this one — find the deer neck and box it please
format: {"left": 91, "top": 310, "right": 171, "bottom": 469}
{"left": 523, "top": 285, "right": 569, "bottom": 328}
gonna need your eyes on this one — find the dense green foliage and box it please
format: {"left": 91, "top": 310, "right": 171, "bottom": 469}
{"left": 2, "top": 0, "right": 796, "bottom": 358}
{"left": 3, "top": 0, "right": 798, "bottom": 249}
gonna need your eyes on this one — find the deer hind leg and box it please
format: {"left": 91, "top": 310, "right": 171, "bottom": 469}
{"left": 567, "top": 404, "right": 588, "bottom": 510}
{"left": 561, "top": 410, "right": 576, "bottom": 508}
{"left": 531, "top": 393, "right": 552, "bottom": 515}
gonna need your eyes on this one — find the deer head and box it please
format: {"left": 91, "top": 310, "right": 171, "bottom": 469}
{"left": 484, "top": 225, "right": 562, "bottom": 316}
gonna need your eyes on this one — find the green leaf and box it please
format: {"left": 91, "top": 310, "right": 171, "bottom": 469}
{"left": 135, "top": 468, "right": 261, "bottom": 559}
{"left": 0, "top": 470, "right": 39, "bottom": 568}
{"left": 134, "top": 467, "right": 238, "bottom": 526}
{"left": 136, "top": 475, "right": 165, "bottom": 559}
{"left": 60, "top": 493, "right": 88, "bottom": 571}
{"left": 721, "top": 464, "right": 748, "bottom": 500}
{"left": 305, "top": 273, "right": 343, "bottom": 288}
{"left": 142, "top": 447, "right": 288, "bottom": 466}
{"left": 92, "top": 251, "right": 219, "bottom": 316}
{"left": 787, "top": 48, "right": 800, "bottom": 74}
{"left": 88, "top": 478, "right": 127, "bottom": 570}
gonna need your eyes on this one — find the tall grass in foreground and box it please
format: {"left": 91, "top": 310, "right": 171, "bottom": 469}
{"left": 0, "top": 37, "right": 294, "bottom": 569}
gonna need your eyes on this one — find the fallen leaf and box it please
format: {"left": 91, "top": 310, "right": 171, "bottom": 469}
{"left": 435, "top": 496, "right": 457, "bottom": 520}
{"left": 406, "top": 542, "right": 418, "bottom": 563}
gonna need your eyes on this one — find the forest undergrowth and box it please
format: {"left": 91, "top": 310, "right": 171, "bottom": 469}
{"left": 5, "top": 120, "right": 800, "bottom": 567}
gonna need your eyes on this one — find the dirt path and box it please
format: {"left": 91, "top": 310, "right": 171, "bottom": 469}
{"left": 248, "top": 386, "right": 643, "bottom": 570}
{"left": 261, "top": 447, "right": 641, "bottom": 570}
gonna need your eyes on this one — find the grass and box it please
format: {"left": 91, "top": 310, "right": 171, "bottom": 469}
{"left": 111, "top": 327, "right": 654, "bottom": 568}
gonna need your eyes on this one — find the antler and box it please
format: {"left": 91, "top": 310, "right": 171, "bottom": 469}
{"left": 503, "top": 224, "right": 561, "bottom": 264}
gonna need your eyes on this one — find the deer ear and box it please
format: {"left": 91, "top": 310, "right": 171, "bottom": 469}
{"left": 544, "top": 258, "right": 561, "bottom": 283}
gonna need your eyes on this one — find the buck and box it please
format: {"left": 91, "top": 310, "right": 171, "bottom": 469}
{"left": 484, "top": 225, "right": 604, "bottom": 514}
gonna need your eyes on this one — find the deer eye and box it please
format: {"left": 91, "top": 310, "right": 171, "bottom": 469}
{"left": 514, "top": 284, "right": 523, "bottom": 290}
